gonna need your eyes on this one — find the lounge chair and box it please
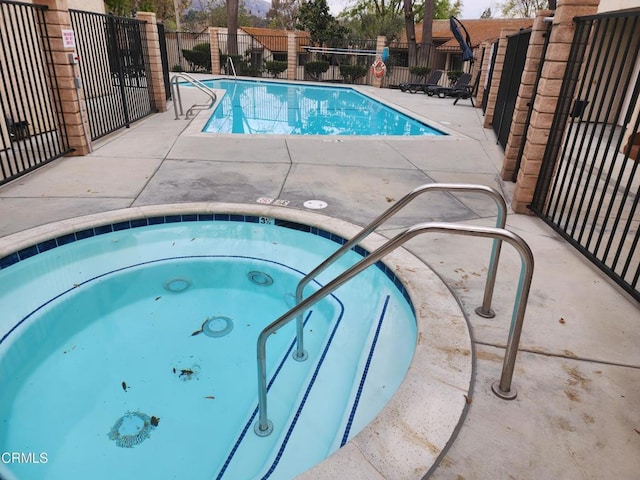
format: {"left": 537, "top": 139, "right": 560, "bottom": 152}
{"left": 399, "top": 70, "right": 443, "bottom": 94}
{"left": 431, "top": 72, "right": 475, "bottom": 106}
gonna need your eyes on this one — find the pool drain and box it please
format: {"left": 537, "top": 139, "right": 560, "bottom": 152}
{"left": 108, "top": 411, "right": 157, "bottom": 448}
{"left": 201, "top": 316, "right": 233, "bottom": 337}
{"left": 163, "top": 277, "right": 192, "bottom": 292}
{"left": 248, "top": 271, "right": 273, "bottom": 286}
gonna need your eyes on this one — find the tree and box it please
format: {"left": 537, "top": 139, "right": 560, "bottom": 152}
{"left": 340, "top": 0, "right": 404, "bottom": 41}
{"left": 500, "top": 0, "right": 549, "bottom": 18}
{"left": 297, "top": 0, "right": 345, "bottom": 45}
{"left": 227, "top": 0, "right": 239, "bottom": 55}
{"left": 419, "top": 0, "right": 433, "bottom": 65}
{"left": 342, "top": 13, "right": 404, "bottom": 41}
{"left": 403, "top": 0, "right": 417, "bottom": 66}
{"left": 267, "top": 0, "right": 299, "bottom": 30}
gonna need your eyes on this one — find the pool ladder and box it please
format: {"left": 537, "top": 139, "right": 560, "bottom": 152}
{"left": 254, "top": 183, "right": 535, "bottom": 437}
{"left": 225, "top": 56, "right": 237, "bottom": 79}
{"left": 171, "top": 73, "right": 217, "bottom": 120}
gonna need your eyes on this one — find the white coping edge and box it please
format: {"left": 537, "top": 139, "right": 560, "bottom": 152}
{"left": 0, "top": 203, "right": 473, "bottom": 479}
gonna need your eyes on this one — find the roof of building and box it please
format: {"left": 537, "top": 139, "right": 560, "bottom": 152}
{"left": 240, "top": 26, "right": 310, "bottom": 52}
{"left": 400, "top": 18, "right": 534, "bottom": 46}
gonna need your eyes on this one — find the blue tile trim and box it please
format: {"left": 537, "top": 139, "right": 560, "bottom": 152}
{"left": 17, "top": 245, "right": 39, "bottom": 261}
{"left": 0, "top": 214, "right": 413, "bottom": 314}
{"left": 214, "top": 310, "right": 318, "bottom": 480}
{"left": 0, "top": 253, "right": 19, "bottom": 268}
{"left": 259, "top": 300, "right": 347, "bottom": 479}
{"left": 340, "top": 295, "right": 390, "bottom": 447}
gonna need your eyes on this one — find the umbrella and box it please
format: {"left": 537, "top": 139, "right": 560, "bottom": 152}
{"left": 450, "top": 16, "right": 474, "bottom": 63}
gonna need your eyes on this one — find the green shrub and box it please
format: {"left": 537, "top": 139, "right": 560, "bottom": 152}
{"left": 409, "top": 66, "right": 430, "bottom": 80}
{"left": 339, "top": 64, "right": 368, "bottom": 84}
{"left": 304, "top": 61, "right": 330, "bottom": 80}
{"left": 182, "top": 42, "right": 211, "bottom": 72}
{"left": 447, "top": 70, "right": 463, "bottom": 85}
{"left": 171, "top": 64, "right": 183, "bottom": 72}
{"left": 264, "top": 60, "right": 288, "bottom": 78}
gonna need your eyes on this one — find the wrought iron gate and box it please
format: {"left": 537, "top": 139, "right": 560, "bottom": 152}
{"left": 531, "top": 10, "right": 640, "bottom": 302}
{"left": 0, "top": 0, "right": 72, "bottom": 186}
{"left": 492, "top": 29, "right": 531, "bottom": 149}
{"left": 157, "top": 23, "right": 171, "bottom": 100}
{"left": 70, "top": 10, "right": 155, "bottom": 141}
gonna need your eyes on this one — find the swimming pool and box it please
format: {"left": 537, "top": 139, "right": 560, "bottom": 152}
{"left": 201, "top": 79, "right": 444, "bottom": 136}
{"left": 0, "top": 204, "right": 472, "bottom": 480}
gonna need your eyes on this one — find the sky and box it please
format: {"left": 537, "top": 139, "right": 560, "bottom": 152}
{"left": 326, "top": 1, "right": 499, "bottom": 19}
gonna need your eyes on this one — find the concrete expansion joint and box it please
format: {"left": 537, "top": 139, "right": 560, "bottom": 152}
{"left": 475, "top": 340, "right": 640, "bottom": 370}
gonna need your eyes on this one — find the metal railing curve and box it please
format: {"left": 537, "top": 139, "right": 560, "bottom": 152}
{"left": 226, "top": 56, "right": 237, "bottom": 79}
{"left": 290, "top": 183, "right": 508, "bottom": 362}
{"left": 255, "top": 221, "right": 534, "bottom": 437}
{"left": 170, "top": 73, "right": 217, "bottom": 120}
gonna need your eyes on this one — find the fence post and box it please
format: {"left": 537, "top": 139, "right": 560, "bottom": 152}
{"left": 475, "top": 41, "right": 492, "bottom": 105}
{"left": 511, "top": 0, "right": 599, "bottom": 213}
{"left": 136, "top": 11, "right": 167, "bottom": 113}
{"left": 483, "top": 28, "right": 518, "bottom": 129}
{"left": 372, "top": 35, "right": 386, "bottom": 88}
{"left": 209, "top": 27, "right": 220, "bottom": 75}
{"left": 501, "top": 10, "right": 553, "bottom": 181}
{"left": 38, "top": 0, "right": 91, "bottom": 155}
{"left": 287, "top": 32, "right": 296, "bottom": 81}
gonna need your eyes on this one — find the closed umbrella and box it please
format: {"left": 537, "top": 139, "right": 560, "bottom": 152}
{"left": 450, "top": 16, "right": 474, "bottom": 63}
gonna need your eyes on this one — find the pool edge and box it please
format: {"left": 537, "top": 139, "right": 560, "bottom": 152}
{"left": 0, "top": 202, "right": 473, "bottom": 480}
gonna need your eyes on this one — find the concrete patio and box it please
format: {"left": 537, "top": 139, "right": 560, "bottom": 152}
{"left": 0, "top": 80, "right": 638, "bottom": 479}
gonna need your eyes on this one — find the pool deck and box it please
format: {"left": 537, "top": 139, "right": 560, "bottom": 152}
{"left": 1, "top": 78, "right": 639, "bottom": 479}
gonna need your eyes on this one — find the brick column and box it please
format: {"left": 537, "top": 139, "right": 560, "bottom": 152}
{"left": 501, "top": 10, "right": 553, "bottom": 180}
{"left": 483, "top": 29, "right": 519, "bottom": 128}
{"left": 39, "top": 0, "right": 90, "bottom": 155}
{"left": 372, "top": 35, "right": 386, "bottom": 88}
{"left": 287, "top": 32, "right": 296, "bottom": 81}
{"left": 136, "top": 12, "right": 166, "bottom": 112}
{"left": 511, "top": 0, "right": 599, "bottom": 213}
{"left": 475, "top": 40, "right": 493, "bottom": 108}
{"left": 209, "top": 27, "right": 220, "bottom": 75}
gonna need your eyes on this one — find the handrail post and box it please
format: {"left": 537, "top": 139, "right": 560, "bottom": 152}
{"left": 291, "top": 183, "right": 508, "bottom": 362}
{"left": 255, "top": 222, "right": 534, "bottom": 435}
{"left": 170, "top": 73, "right": 217, "bottom": 120}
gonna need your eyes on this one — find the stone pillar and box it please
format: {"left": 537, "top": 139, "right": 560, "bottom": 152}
{"left": 372, "top": 35, "right": 386, "bottom": 88}
{"left": 287, "top": 32, "right": 296, "bottom": 81}
{"left": 501, "top": 10, "right": 553, "bottom": 180}
{"left": 136, "top": 12, "right": 166, "bottom": 113}
{"left": 475, "top": 40, "right": 494, "bottom": 108}
{"left": 209, "top": 27, "right": 220, "bottom": 75}
{"left": 39, "top": 0, "right": 90, "bottom": 155}
{"left": 483, "top": 28, "right": 519, "bottom": 128}
{"left": 511, "top": 0, "right": 599, "bottom": 213}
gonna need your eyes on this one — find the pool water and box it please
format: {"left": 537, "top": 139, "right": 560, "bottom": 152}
{"left": 0, "top": 218, "right": 417, "bottom": 479}
{"left": 201, "top": 79, "right": 444, "bottom": 136}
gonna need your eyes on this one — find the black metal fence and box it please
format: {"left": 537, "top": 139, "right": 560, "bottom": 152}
{"left": 157, "top": 23, "right": 171, "bottom": 100}
{"left": 164, "top": 30, "right": 210, "bottom": 73}
{"left": 70, "top": 10, "right": 155, "bottom": 141}
{"left": 492, "top": 29, "right": 531, "bottom": 149}
{"left": 0, "top": 0, "right": 72, "bottom": 186}
{"left": 531, "top": 10, "right": 640, "bottom": 302}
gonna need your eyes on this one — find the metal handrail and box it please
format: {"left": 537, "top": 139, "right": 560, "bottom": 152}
{"left": 226, "top": 56, "right": 237, "bottom": 79}
{"left": 255, "top": 222, "right": 534, "bottom": 436}
{"left": 170, "top": 73, "right": 217, "bottom": 120}
{"left": 290, "top": 183, "right": 507, "bottom": 362}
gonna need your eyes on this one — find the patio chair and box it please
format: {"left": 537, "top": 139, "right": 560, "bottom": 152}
{"left": 431, "top": 72, "right": 475, "bottom": 106}
{"left": 399, "top": 70, "right": 443, "bottom": 94}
